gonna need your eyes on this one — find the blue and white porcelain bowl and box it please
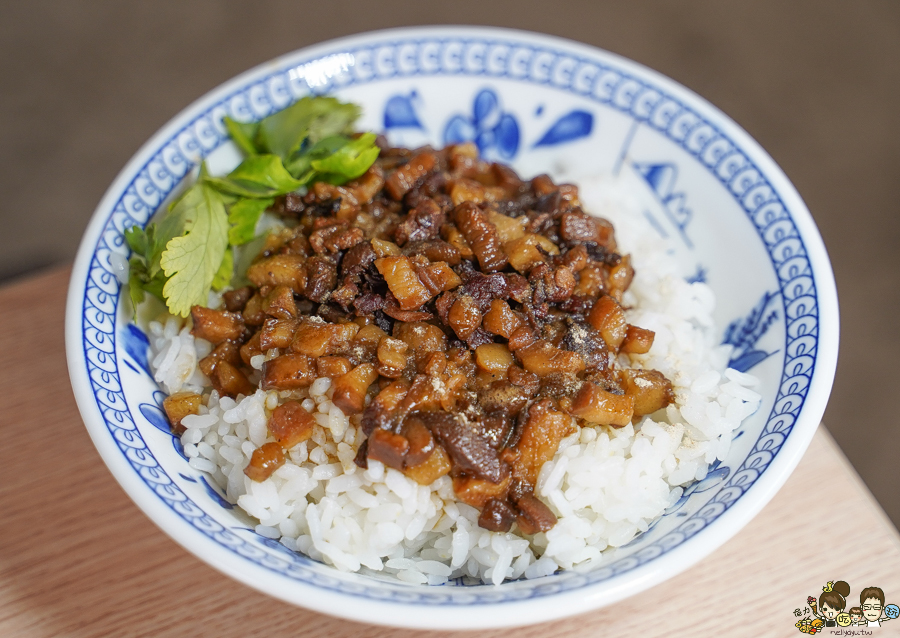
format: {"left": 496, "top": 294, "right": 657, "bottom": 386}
{"left": 65, "top": 26, "right": 838, "bottom": 629}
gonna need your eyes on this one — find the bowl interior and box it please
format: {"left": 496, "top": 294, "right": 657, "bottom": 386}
{"left": 68, "top": 26, "right": 835, "bottom": 628}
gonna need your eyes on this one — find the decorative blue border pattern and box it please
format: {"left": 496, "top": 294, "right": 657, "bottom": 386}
{"left": 80, "top": 35, "right": 817, "bottom": 604}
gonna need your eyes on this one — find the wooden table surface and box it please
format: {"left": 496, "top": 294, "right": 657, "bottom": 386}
{"left": 2, "top": 266, "right": 898, "bottom": 637}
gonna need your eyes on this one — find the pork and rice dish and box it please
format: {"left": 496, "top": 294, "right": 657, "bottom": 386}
{"left": 128, "top": 97, "right": 761, "bottom": 585}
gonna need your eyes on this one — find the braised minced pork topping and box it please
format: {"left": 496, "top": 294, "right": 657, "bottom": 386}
{"left": 165, "top": 140, "right": 674, "bottom": 534}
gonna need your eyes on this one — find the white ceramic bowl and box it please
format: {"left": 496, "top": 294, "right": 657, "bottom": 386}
{"left": 65, "top": 26, "right": 838, "bottom": 629}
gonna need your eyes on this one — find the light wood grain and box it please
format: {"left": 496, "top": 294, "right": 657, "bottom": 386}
{"left": 1, "top": 266, "right": 898, "bottom": 637}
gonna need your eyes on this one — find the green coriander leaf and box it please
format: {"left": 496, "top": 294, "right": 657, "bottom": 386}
{"left": 141, "top": 224, "right": 164, "bottom": 276}
{"left": 211, "top": 248, "right": 234, "bottom": 291}
{"left": 301, "top": 98, "right": 362, "bottom": 144}
{"left": 228, "top": 197, "right": 274, "bottom": 245}
{"left": 124, "top": 223, "right": 168, "bottom": 314}
{"left": 127, "top": 256, "right": 148, "bottom": 309}
{"left": 159, "top": 182, "right": 229, "bottom": 317}
{"left": 143, "top": 270, "right": 168, "bottom": 301}
{"left": 257, "top": 96, "right": 361, "bottom": 161}
{"left": 219, "top": 191, "right": 239, "bottom": 206}
{"left": 223, "top": 116, "right": 260, "bottom": 156}
{"left": 310, "top": 132, "right": 379, "bottom": 183}
{"left": 124, "top": 225, "right": 149, "bottom": 255}
{"left": 310, "top": 134, "right": 353, "bottom": 153}
{"left": 199, "top": 166, "right": 238, "bottom": 205}
{"left": 155, "top": 186, "right": 203, "bottom": 263}
{"left": 125, "top": 223, "right": 164, "bottom": 272}
{"left": 126, "top": 254, "right": 167, "bottom": 314}
{"left": 229, "top": 154, "right": 303, "bottom": 192}
{"left": 128, "top": 280, "right": 145, "bottom": 310}
{"left": 283, "top": 158, "right": 315, "bottom": 183}
{"left": 284, "top": 134, "right": 346, "bottom": 178}
{"left": 204, "top": 154, "right": 303, "bottom": 198}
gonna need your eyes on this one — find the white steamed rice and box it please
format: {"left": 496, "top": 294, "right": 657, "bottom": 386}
{"left": 144, "top": 176, "right": 761, "bottom": 586}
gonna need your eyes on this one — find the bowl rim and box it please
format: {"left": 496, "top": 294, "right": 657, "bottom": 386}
{"left": 65, "top": 24, "right": 839, "bottom": 629}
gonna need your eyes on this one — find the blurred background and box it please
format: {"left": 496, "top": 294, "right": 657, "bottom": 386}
{"left": 1, "top": 1, "right": 897, "bottom": 528}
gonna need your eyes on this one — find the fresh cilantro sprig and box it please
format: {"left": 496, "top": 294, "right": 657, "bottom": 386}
{"left": 126, "top": 95, "right": 380, "bottom": 317}
{"left": 224, "top": 95, "right": 362, "bottom": 161}
{"left": 158, "top": 181, "right": 230, "bottom": 314}
{"left": 204, "top": 155, "right": 304, "bottom": 199}
{"left": 227, "top": 197, "right": 274, "bottom": 246}
{"left": 125, "top": 169, "right": 232, "bottom": 316}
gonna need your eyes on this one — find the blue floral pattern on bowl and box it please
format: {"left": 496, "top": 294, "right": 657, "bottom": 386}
{"left": 723, "top": 291, "right": 781, "bottom": 372}
{"left": 533, "top": 109, "right": 594, "bottom": 147}
{"left": 383, "top": 91, "right": 424, "bottom": 130}
{"left": 633, "top": 162, "right": 693, "bottom": 248}
{"left": 443, "top": 88, "right": 520, "bottom": 160}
